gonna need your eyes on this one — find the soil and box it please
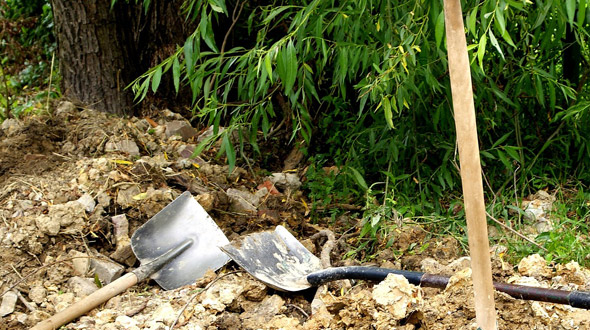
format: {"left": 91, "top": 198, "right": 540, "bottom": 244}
{"left": 1, "top": 102, "right": 590, "bottom": 329}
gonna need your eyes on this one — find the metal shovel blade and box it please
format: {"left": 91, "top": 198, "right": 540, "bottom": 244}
{"left": 131, "top": 191, "right": 230, "bottom": 290}
{"left": 221, "top": 225, "right": 321, "bottom": 291}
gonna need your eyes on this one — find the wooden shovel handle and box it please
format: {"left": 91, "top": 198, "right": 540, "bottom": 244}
{"left": 31, "top": 273, "right": 138, "bottom": 330}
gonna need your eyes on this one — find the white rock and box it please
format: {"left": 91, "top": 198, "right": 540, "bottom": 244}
{"left": 77, "top": 193, "right": 96, "bottom": 213}
{"left": 372, "top": 274, "right": 419, "bottom": 320}
{"left": 151, "top": 302, "right": 176, "bottom": 325}
{"left": 267, "top": 173, "right": 302, "bottom": 191}
{"left": 518, "top": 254, "right": 552, "bottom": 278}
{"left": 115, "top": 315, "right": 139, "bottom": 328}
{"left": 90, "top": 257, "right": 125, "bottom": 284}
{"left": 67, "top": 277, "right": 98, "bottom": 297}
{"left": 69, "top": 250, "right": 90, "bottom": 275}
{"left": 29, "top": 286, "right": 47, "bottom": 304}
{"left": 0, "top": 291, "right": 18, "bottom": 317}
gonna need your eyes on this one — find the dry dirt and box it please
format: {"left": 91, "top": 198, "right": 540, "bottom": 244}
{"left": 1, "top": 102, "right": 590, "bottom": 329}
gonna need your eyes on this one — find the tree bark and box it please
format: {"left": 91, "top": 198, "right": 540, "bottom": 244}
{"left": 51, "top": 0, "right": 193, "bottom": 115}
{"left": 51, "top": 1, "right": 135, "bottom": 115}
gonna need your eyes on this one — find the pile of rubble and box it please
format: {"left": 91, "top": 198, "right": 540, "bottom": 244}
{"left": 1, "top": 102, "right": 590, "bottom": 329}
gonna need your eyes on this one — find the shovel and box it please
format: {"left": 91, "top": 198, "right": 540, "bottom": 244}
{"left": 33, "top": 191, "right": 230, "bottom": 330}
{"left": 221, "top": 226, "right": 590, "bottom": 309}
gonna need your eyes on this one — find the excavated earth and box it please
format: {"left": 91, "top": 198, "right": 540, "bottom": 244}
{"left": 1, "top": 102, "right": 590, "bottom": 329}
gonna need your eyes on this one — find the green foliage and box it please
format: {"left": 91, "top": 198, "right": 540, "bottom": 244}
{"left": 0, "top": 0, "right": 57, "bottom": 120}
{"left": 132, "top": 0, "right": 590, "bottom": 262}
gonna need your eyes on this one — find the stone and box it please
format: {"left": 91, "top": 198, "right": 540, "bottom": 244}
{"left": 226, "top": 188, "right": 260, "bottom": 213}
{"left": 0, "top": 291, "right": 17, "bottom": 317}
{"left": 372, "top": 274, "right": 420, "bottom": 320}
{"left": 267, "top": 173, "right": 302, "bottom": 191}
{"left": 90, "top": 257, "right": 125, "bottom": 284}
{"left": 165, "top": 120, "right": 197, "bottom": 141}
{"left": 95, "top": 309, "right": 119, "bottom": 324}
{"left": 242, "top": 280, "right": 267, "bottom": 302}
{"left": 77, "top": 193, "right": 96, "bottom": 213}
{"left": 115, "top": 315, "right": 139, "bottom": 328}
{"left": 36, "top": 201, "right": 87, "bottom": 235}
{"left": 518, "top": 253, "right": 552, "bottom": 278}
{"left": 35, "top": 214, "right": 60, "bottom": 236}
{"left": 195, "top": 193, "right": 215, "bottom": 212}
{"left": 240, "top": 295, "right": 284, "bottom": 328}
{"left": 105, "top": 140, "right": 140, "bottom": 156}
{"left": 110, "top": 239, "right": 135, "bottom": 266}
{"left": 177, "top": 144, "right": 195, "bottom": 159}
{"left": 116, "top": 185, "right": 141, "bottom": 208}
{"left": 111, "top": 214, "right": 129, "bottom": 238}
{"left": 1, "top": 118, "right": 23, "bottom": 136}
{"left": 177, "top": 158, "right": 193, "bottom": 169}
{"left": 151, "top": 302, "right": 176, "bottom": 325}
{"left": 52, "top": 292, "right": 75, "bottom": 313}
{"left": 70, "top": 250, "right": 90, "bottom": 275}
{"left": 29, "top": 286, "right": 47, "bottom": 304}
{"left": 67, "top": 276, "right": 98, "bottom": 297}
{"left": 447, "top": 257, "right": 472, "bottom": 273}
{"left": 55, "top": 101, "right": 77, "bottom": 117}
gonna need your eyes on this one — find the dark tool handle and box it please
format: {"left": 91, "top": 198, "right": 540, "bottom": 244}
{"left": 306, "top": 266, "right": 590, "bottom": 309}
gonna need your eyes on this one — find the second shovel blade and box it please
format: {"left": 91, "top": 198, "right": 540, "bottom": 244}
{"left": 222, "top": 226, "right": 322, "bottom": 291}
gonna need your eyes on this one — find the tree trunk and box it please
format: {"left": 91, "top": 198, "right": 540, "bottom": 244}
{"left": 51, "top": 0, "right": 193, "bottom": 115}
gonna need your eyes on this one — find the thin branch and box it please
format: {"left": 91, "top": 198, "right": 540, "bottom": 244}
{"left": 486, "top": 211, "right": 547, "bottom": 251}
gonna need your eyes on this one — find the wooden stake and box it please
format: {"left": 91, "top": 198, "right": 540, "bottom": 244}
{"left": 442, "top": 0, "right": 497, "bottom": 329}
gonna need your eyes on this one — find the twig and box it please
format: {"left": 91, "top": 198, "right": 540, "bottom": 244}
{"left": 15, "top": 290, "right": 36, "bottom": 312}
{"left": 311, "top": 230, "right": 336, "bottom": 268}
{"left": 486, "top": 211, "right": 547, "bottom": 251}
{"left": 45, "top": 52, "right": 55, "bottom": 115}
{"left": 10, "top": 264, "right": 23, "bottom": 279}
{"left": 513, "top": 163, "right": 521, "bottom": 226}
{"left": 170, "top": 270, "right": 244, "bottom": 329}
{"left": 125, "top": 299, "right": 148, "bottom": 317}
{"left": 285, "top": 304, "right": 309, "bottom": 319}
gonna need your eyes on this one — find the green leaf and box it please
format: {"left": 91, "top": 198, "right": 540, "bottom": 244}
{"left": 184, "top": 37, "right": 194, "bottom": 74}
{"left": 263, "top": 6, "right": 293, "bottom": 24}
{"left": 468, "top": 6, "right": 478, "bottom": 37}
{"left": 348, "top": 166, "right": 368, "bottom": 191}
{"left": 172, "top": 57, "right": 180, "bottom": 93}
{"left": 491, "top": 130, "right": 513, "bottom": 148}
{"left": 535, "top": 75, "right": 545, "bottom": 106}
{"left": 208, "top": 0, "right": 227, "bottom": 14}
{"left": 435, "top": 11, "right": 445, "bottom": 49}
{"left": 94, "top": 274, "right": 103, "bottom": 288}
{"left": 488, "top": 30, "right": 504, "bottom": 60}
{"left": 477, "top": 34, "right": 487, "bottom": 70}
{"left": 382, "top": 97, "right": 394, "bottom": 129}
{"left": 151, "top": 66, "right": 162, "bottom": 93}
{"left": 566, "top": 0, "right": 576, "bottom": 26}
{"left": 495, "top": 5, "right": 506, "bottom": 35}
{"left": 200, "top": 14, "right": 218, "bottom": 52}
{"left": 277, "top": 40, "right": 298, "bottom": 92}
{"left": 579, "top": 0, "right": 587, "bottom": 26}
{"left": 264, "top": 54, "right": 273, "bottom": 83}
{"left": 223, "top": 134, "right": 236, "bottom": 173}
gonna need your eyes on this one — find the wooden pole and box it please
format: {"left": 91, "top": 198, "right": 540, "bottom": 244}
{"left": 442, "top": 0, "right": 497, "bottom": 329}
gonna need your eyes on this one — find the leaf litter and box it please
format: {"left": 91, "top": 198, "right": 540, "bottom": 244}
{"left": 0, "top": 102, "right": 590, "bottom": 329}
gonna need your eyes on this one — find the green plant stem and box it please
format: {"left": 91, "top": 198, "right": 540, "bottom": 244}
{"left": 0, "top": 60, "right": 12, "bottom": 119}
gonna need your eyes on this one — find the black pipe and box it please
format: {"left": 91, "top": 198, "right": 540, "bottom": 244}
{"left": 306, "top": 266, "right": 590, "bottom": 309}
